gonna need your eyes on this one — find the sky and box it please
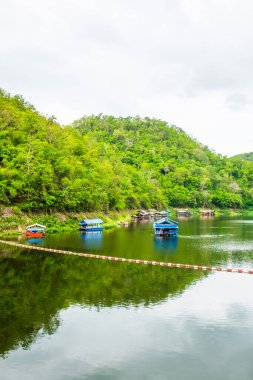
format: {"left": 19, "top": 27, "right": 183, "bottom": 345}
{"left": 1, "top": 0, "right": 253, "bottom": 156}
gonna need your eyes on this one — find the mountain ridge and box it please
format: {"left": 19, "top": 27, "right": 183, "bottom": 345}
{"left": 1, "top": 88, "right": 253, "bottom": 211}
{"left": 232, "top": 152, "right": 253, "bottom": 162}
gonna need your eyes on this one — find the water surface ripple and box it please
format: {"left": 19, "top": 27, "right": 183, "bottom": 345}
{"left": 1, "top": 216, "right": 253, "bottom": 379}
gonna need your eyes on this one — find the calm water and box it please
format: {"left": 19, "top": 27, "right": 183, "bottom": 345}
{"left": 1, "top": 216, "right": 253, "bottom": 379}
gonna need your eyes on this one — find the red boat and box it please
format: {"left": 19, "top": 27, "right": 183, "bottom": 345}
{"left": 26, "top": 231, "right": 45, "bottom": 238}
{"left": 26, "top": 224, "right": 46, "bottom": 238}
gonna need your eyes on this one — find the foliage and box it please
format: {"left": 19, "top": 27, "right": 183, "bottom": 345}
{"left": 1, "top": 88, "right": 253, "bottom": 211}
{"left": 233, "top": 152, "right": 253, "bottom": 162}
{"left": 0, "top": 208, "right": 131, "bottom": 235}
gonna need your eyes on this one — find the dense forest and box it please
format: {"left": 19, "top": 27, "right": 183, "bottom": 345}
{"left": 233, "top": 152, "right": 253, "bottom": 162}
{"left": 1, "top": 88, "right": 253, "bottom": 211}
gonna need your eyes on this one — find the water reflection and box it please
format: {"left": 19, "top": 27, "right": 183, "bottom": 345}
{"left": 154, "top": 236, "right": 178, "bottom": 252}
{"left": 179, "top": 234, "right": 233, "bottom": 239}
{"left": 80, "top": 231, "right": 103, "bottom": 250}
{"left": 2, "top": 274, "right": 253, "bottom": 380}
{"left": 231, "top": 220, "right": 253, "bottom": 224}
{"left": 0, "top": 252, "right": 203, "bottom": 358}
{"left": 26, "top": 238, "right": 44, "bottom": 245}
{"left": 1, "top": 215, "right": 253, "bottom": 378}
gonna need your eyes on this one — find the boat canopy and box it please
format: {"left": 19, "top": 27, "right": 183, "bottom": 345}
{"left": 26, "top": 223, "right": 46, "bottom": 229}
{"left": 26, "top": 223, "right": 46, "bottom": 231}
{"left": 154, "top": 217, "right": 178, "bottom": 226}
{"left": 26, "top": 224, "right": 46, "bottom": 233}
{"left": 79, "top": 219, "right": 104, "bottom": 226}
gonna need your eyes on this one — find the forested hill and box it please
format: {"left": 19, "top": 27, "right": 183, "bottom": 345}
{"left": 0, "top": 89, "right": 253, "bottom": 211}
{"left": 232, "top": 152, "right": 253, "bottom": 162}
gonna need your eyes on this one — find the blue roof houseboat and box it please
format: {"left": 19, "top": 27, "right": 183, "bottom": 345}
{"left": 79, "top": 219, "right": 104, "bottom": 232}
{"left": 153, "top": 213, "right": 178, "bottom": 237}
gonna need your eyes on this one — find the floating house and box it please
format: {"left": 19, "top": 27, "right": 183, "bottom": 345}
{"left": 200, "top": 209, "right": 215, "bottom": 217}
{"left": 176, "top": 209, "right": 192, "bottom": 217}
{"left": 79, "top": 219, "right": 104, "bottom": 232}
{"left": 131, "top": 210, "right": 150, "bottom": 220}
{"left": 136, "top": 210, "right": 150, "bottom": 219}
{"left": 26, "top": 224, "right": 46, "bottom": 238}
{"left": 155, "top": 210, "right": 168, "bottom": 218}
{"left": 153, "top": 213, "right": 179, "bottom": 237}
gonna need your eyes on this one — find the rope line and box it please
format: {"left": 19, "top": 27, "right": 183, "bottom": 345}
{"left": 0, "top": 239, "right": 252, "bottom": 275}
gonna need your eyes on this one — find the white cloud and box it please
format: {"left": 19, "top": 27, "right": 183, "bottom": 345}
{"left": 1, "top": 0, "right": 253, "bottom": 155}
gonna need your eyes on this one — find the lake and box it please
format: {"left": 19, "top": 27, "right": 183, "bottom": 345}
{"left": 1, "top": 216, "right": 253, "bottom": 379}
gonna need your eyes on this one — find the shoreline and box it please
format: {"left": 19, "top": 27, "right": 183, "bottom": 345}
{"left": 0, "top": 209, "right": 133, "bottom": 238}
{"left": 0, "top": 207, "right": 252, "bottom": 238}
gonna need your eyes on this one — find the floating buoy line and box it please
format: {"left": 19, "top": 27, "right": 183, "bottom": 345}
{"left": 0, "top": 239, "right": 252, "bottom": 275}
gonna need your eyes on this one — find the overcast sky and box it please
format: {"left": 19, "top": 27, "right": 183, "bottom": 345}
{"left": 1, "top": 0, "right": 253, "bottom": 156}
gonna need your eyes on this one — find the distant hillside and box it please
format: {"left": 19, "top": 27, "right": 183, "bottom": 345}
{"left": 72, "top": 117, "right": 253, "bottom": 209}
{"left": 233, "top": 152, "right": 253, "bottom": 162}
{"left": 1, "top": 88, "right": 253, "bottom": 211}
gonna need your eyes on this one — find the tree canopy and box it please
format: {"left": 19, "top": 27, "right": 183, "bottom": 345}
{"left": 233, "top": 152, "right": 253, "bottom": 162}
{"left": 1, "top": 89, "right": 253, "bottom": 211}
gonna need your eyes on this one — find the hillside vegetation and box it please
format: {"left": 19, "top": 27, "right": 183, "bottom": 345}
{"left": 233, "top": 152, "right": 253, "bottom": 162}
{"left": 1, "top": 89, "right": 253, "bottom": 211}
